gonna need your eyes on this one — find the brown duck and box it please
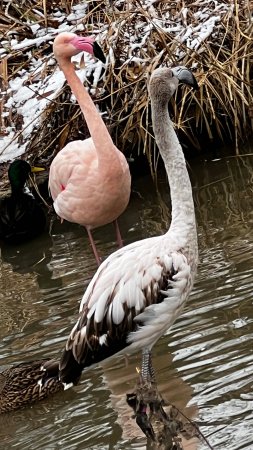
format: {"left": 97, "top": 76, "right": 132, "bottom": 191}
{"left": 0, "top": 360, "right": 62, "bottom": 413}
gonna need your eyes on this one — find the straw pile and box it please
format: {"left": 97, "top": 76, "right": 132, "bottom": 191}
{"left": 0, "top": 0, "right": 252, "bottom": 177}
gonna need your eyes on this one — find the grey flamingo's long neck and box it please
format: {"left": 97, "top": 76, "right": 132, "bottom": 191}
{"left": 151, "top": 95, "right": 197, "bottom": 243}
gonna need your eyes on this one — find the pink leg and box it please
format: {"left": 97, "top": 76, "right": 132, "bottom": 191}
{"left": 86, "top": 227, "right": 101, "bottom": 266}
{"left": 113, "top": 220, "right": 123, "bottom": 248}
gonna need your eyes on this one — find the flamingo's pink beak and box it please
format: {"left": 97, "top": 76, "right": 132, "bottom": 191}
{"left": 69, "top": 36, "right": 106, "bottom": 63}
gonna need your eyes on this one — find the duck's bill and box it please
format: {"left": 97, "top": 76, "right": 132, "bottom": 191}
{"left": 172, "top": 66, "right": 199, "bottom": 90}
{"left": 93, "top": 41, "right": 106, "bottom": 63}
{"left": 31, "top": 166, "right": 45, "bottom": 173}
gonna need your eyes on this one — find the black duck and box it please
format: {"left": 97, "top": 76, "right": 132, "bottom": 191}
{"left": 0, "top": 159, "right": 46, "bottom": 244}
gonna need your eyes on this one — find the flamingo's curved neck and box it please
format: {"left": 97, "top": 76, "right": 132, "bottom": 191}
{"left": 151, "top": 96, "right": 196, "bottom": 240}
{"left": 59, "top": 57, "right": 116, "bottom": 165}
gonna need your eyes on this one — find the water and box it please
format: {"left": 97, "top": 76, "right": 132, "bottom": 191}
{"left": 0, "top": 152, "right": 253, "bottom": 449}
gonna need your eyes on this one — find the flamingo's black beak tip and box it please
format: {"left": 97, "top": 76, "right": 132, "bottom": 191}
{"left": 93, "top": 42, "right": 106, "bottom": 63}
{"left": 172, "top": 66, "right": 199, "bottom": 90}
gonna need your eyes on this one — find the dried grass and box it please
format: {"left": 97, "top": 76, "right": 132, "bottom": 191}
{"left": 0, "top": 0, "right": 252, "bottom": 176}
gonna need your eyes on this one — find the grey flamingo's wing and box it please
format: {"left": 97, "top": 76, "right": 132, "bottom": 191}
{"left": 59, "top": 240, "right": 192, "bottom": 385}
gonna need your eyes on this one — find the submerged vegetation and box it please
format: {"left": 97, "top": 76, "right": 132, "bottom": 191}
{"left": 0, "top": 0, "right": 252, "bottom": 177}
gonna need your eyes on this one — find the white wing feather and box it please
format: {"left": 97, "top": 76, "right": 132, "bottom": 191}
{"left": 75, "top": 234, "right": 194, "bottom": 352}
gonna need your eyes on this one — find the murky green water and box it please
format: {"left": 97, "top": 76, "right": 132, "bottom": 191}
{"left": 0, "top": 151, "right": 253, "bottom": 449}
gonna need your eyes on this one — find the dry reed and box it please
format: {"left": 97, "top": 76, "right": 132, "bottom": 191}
{"left": 0, "top": 0, "right": 252, "bottom": 177}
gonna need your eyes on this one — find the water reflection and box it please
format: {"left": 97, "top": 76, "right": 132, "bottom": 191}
{"left": 102, "top": 352, "right": 199, "bottom": 449}
{"left": 0, "top": 154, "right": 253, "bottom": 449}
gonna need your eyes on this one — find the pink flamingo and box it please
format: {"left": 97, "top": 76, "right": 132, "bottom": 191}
{"left": 49, "top": 33, "right": 131, "bottom": 265}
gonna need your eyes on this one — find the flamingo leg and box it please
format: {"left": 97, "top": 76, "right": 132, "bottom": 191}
{"left": 113, "top": 220, "right": 124, "bottom": 248}
{"left": 126, "top": 349, "right": 157, "bottom": 440}
{"left": 141, "top": 349, "right": 156, "bottom": 383}
{"left": 86, "top": 227, "right": 102, "bottom": 266}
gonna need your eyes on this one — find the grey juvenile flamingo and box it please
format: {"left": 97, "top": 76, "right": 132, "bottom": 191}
{"left": 0, "top": 66, "right": 199, "bottom": 444}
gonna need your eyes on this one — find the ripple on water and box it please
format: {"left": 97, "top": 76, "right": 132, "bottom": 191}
{"left": 0, "top": 155, "right": 253, "bottom": 449}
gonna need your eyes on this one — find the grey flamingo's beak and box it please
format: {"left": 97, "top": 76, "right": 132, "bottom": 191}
{"left": 171, "top": 66, "right": 199, "bottom": 90}
{"left": 93, "top": 42, "right": 106, "bottom": 63}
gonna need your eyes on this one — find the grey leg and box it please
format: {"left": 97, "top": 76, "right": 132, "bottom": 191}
{"left": 141, "top": 349, "right": 156, "bottom": 383}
